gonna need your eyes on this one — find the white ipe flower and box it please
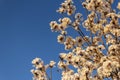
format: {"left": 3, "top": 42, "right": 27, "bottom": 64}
{"left": 49, "top": 61, "right": 56, "bottom": 68}
{"left": 32, "top": 58, "right": 41, "bottom": 65}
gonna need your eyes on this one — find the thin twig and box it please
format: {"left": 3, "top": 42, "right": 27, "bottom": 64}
{"left": 50, "top": 68, "right": 52, "bottom": 80}
{"left": 78, "top": 28, "right": 91, "bottom": 45}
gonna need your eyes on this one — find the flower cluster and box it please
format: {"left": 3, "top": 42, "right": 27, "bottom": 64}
{"left": 31, "top": 58, "right": 55, "bottom": 80}
{"left": 31, "top": 0, "right": 120, "bottom": 80}
{"left": 57, "top": 0, "right": 76, "bottom": 15}
{"left": 50, "top": 17, "right": 71, "bottom": 32}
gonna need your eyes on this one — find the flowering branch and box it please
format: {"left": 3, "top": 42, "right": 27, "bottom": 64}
{"left": 31, "top": 0, "right": 120, "bottom": 80}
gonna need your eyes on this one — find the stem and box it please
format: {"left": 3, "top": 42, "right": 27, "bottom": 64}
{"left": 50, "top": 68, "right": 52, "bottom": 80}
{"left": 78, "top": 28, "right": 91, "bottom": 46}
{"left": 69, "top": 24, "right": 87, "bottom": 49}
{"left": 103, "top": 35, "right": 108, "bottom": 52}
{"left": 77, "top": 30, "right": 88, "bottom": 45}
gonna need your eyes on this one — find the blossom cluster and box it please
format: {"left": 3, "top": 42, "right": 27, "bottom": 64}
{"left": 31, "top": 0, "right": 120, "bottom": 80}
{"left": 57, "top": 0, "right": 76, "bottom": 15}
{"left": 31, "top": 58, "right": 55, "bottom": 80}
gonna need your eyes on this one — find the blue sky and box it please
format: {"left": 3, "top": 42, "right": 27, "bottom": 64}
{"left": 0, "top": 0, "right": 119, "bottom": 80}
{"left": 0, "top": 0, "right": 63, "bottom": 80}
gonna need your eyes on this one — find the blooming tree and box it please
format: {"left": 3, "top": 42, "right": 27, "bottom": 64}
{"left": 31, "top": 0, "right": 120, "bottom": 80}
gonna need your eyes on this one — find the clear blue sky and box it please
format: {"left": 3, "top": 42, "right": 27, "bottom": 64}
{"left": 0, "top": 0, "right": 63, "bottom": 80}
{"left": 0, "top": 0, "right": 119, "bottom": 80}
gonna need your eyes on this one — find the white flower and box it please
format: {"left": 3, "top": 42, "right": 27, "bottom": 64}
{"left": 57, "top": 7, "right": 66, "bottom": 13}
{"left": 75, "top": 13, "right": 82, "bottom": 19}
{"left": 98, "top": 45, "right": 105, "bottom": 50}
{"left": 49, "top": 21, "right": 60, "bottom": 31}
{"left": 49, "top": 61, "right": 56, "bottom": 68}
{"left": 36, "top": 62, "right": 44, "bottom": 70}
{"left": 97, "top": 67, "right": 104, "bottom": 78}
{"left": 58, "top": 61, "right": 67, "bottom": 69}
{"left": 32, "top": 58, "right": 41, "bottom": 65}
{"left": 117, "top": 2, "right": 120, "bottom": 10}
{"left": 75, "top": 47, "right": 82, "bottom": 55}
{"left": 59, "top": 53, "right": 67, "bottom": 60}
{"left": 76, "top": 37, "right": 83, "bottom": 46}
{"left": 62, "top": 17, "right": 71, "bottom": 25}
{"left": 57, "top": 35, "right": 65, "bottom": 43}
